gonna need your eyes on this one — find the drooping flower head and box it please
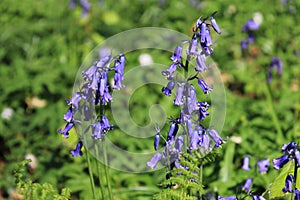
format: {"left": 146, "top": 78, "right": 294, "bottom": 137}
{"left": 257, "top": 158, "right": 270, "bottom": 174}
{"left": 70, "top": 141, "right": 83, "bottom": 157}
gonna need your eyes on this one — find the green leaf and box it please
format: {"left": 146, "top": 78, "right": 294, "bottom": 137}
{"left": 268, "top": 161, "right": 293, "bottom": 198}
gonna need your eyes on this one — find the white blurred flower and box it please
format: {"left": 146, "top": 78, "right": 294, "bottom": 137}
{"left": 1, "top": 107, "right": 14, "bottom": 120}
{"left": 138, "top": 53, "right": 153, "bottom": 66}
{"left": 25, "top": 153, "right": 38, "bottom": 172}
{"left": 253, "top": 12, "right": 263, "bottom": 26}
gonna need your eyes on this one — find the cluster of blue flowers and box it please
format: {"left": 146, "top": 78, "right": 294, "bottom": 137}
{"left": 58, "top": 51, "right": 126, "bottom": 157}
{"left": 272, "top": 142, "right": 300, "bottom": 199}
{"left": 267, "top": 57, "right": 283, "bottom": 83}
{"left": 241, "top": 19, "right": 259, "bottom": 50}
{"left": 147, "top": 12, "right": 224, "bottom": 170}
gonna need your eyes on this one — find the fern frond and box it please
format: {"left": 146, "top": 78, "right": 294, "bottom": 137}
{"left": 13, "top": 159, "right": 71, "bottom": 200}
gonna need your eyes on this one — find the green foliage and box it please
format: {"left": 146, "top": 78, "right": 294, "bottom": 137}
{"left": 0, "top": 0, "right": 299, "bottom": 199}
{"left": 154, "top": 149, "right": 220, "bottom": 200}
{"left": 13, "top": 159, "right": 71, "bottom": 200}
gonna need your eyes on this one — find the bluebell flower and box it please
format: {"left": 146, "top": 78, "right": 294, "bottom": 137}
{"left": 113, "top": 72, "right": 125, "bottom": 90}
{"left": 154, "top": 133, "right": 160, "bottom": 151}
{"left": 100, "top": 115, "right": 113, "bottom": 132}
{"left": 199, "top": 133, "right": 211, "bottom": 152}
{"left": 210, "top": 12, "right": 221, "bottom": 34}
{"left": 273, "top": 155, "right": 290, "bottom": 170}
{"left": 162, "top": 63, "right": 177, "bottom": 77}
{"left": 241, "top": 19, "right": 259, "bottom": 50}
{"left": 242, "top": 155, "right": 251, "bottom": 171}
{"left": 208, "top": 129, "right": 225, "bottom": 148}
{"left": 82, "top": 64, "right": 97, "bottom": 81}
{"left": 65, "top": 92, "right": 82, "bottom": 110}
{"left": 64, "top": 107, "right": 73, "bottom": 123}
{"left": 189, "top": 130, "right": 200, "bottom": 150}
{"left": 114, "top": 54, "right": 126, "bottom": 75}
{"left": 197, "top": 101, "right": 210, "bottom": 121}
{"left": 282, "top": 141, "right": 297, "bottom": 155}
{"left": 174, "top": 136, "right": 184, "bottom": 152}
{"left": 197, "top": 78, "right": 212, "bottom": 94}
{"left": 147, "top": 153, "right": 162, "bottom": 169}
{"left": 173, "top": 84, "right": 184, "bottom": 106}
{"left": 241, "top": 40, "right": 248, "bottom": 50}
{"left": 99, "top": 71, "right": 108, "bottom": 96}
{"left": 102, "top": 86, "right": 113, "bottom": 105}
{"left": 167, "top": 123, "right": 179, "bottom": 143}
{"left": 185, "top": 84, "right": 198, "bottom": 114}
{"left": 162, "top": 81, "right": 175, "bottom": 96}
{"left": 242, "top": 178, "right": 252, "bottom": 192}
{"left": 91, "top": 121, "right": 105, "bottom": 140}
{"left": 257, "top": 158, "right": 270, "bottom": 174}
{"left": 188, "top": 36, "right": 199, "bottom": 56}
{"left": 171, "top": 46, "right": 183, "bottom": 63}
{"left": 200, "top": 21, "right": 207, "bottom": 44}
{"left": 195, "top": 54, "right": 207, "bottom": 72}
{"left": 267, "top": 57, "right": 283, "bottom": 83}
{"left": 58, "top": 122, "right": 74, "bottom": 138}
{"left": 282, "top": 174, "right": 294, "bottom": 193}
{"left": 201, "top": 45, "right": 214, "bottom": 56}
{"left": 242, "top": 20, "right": 259, "bottom": 32}
{"left": 70, "top": 141, "right": 83, "bottom": 157}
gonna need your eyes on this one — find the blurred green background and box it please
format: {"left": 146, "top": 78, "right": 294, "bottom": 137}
{"left": 0, "top": 0, "right": 300, "bottom": 199}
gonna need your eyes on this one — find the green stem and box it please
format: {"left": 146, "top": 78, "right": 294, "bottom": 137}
{"left": 199, "top": 164, "right": 203, "bottom": 199}
{"left": 85, "top": 149, "right": 97, "bottom": 200}
{"left": 95, "top": 145, "right": 105, "bottom": 200}
{"left": 265, "top": 79, "right": 284, "bottom": 144}
{"left": 102, "top": 139, "right": 113, "bottom": 200}
{"left": 292, "top": 160, "right": 298, "bottom": 200}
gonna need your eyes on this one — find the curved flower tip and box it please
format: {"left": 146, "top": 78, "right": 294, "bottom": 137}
{"left": 70, "top": 141, "right": 83, "bottom": 157}
{"left": 146, "top": 153, "right": 162, "bottom": 169}
{"left": 257, "top": 158, "right": 270, "bottom": 174}
{"left": 272, "top": 155, "right": 290, "bottom": 170}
